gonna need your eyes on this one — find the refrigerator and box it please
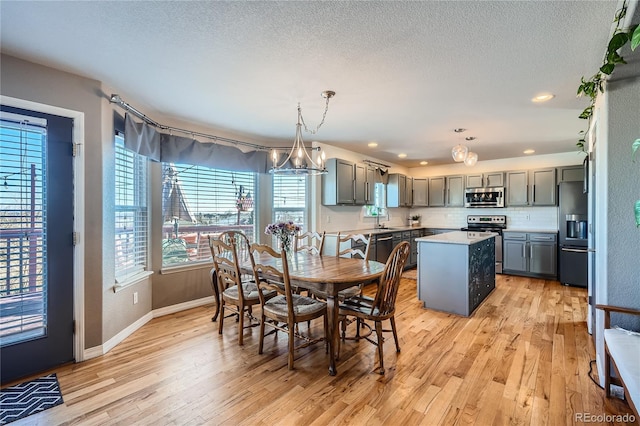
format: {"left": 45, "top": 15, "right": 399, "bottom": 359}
{"left": 558, "top": 181, "right": 588, "bottom": 288}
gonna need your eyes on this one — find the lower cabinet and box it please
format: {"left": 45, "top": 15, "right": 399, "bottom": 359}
{"left": 503, "top": 232, "right": 557, "bottom": 279}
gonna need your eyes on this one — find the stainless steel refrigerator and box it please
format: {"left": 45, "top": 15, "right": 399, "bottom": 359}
{"left": 558, "top": 181, "right": 588, "bottom": 287}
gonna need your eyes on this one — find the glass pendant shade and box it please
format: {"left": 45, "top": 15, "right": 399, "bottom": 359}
{"left": 464, "top": 151, "right": 478, "bottom": 166}
{"left": 452, "top": 144, "right": 468, "bottom": 162}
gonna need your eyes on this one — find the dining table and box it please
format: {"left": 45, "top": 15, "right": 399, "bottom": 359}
{"left": 210, "top": 251, "right": 386, "bottom": 376}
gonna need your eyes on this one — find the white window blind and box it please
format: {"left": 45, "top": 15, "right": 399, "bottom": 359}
{"left": 115, "top": 134, "right": 148, "bottom": 280}
{"left": 0, "top": 113, "right": 48, "bottom": 344}
{"left": 161, "top": 163, "right": 255, "bottom": 267}
{"left": 272, "top": 174, "right": 307, "bottom": 229}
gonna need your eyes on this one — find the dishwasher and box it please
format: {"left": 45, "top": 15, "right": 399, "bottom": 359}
{"left": 375, "top": 234, "right": 394, "bottom": 263}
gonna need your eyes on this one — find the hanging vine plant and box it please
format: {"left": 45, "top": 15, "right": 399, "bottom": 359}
{"left": 576, "top": 0, "right": 640, "bottom": 226}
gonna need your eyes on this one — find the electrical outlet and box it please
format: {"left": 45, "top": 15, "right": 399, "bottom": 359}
{"left": 326, "top": 215, "right": 331, "bottom": 223}
{"left": 133, "top": 292, "right": 138, "bottom": 305}
{"left": 526, "top": 214, "right": 531, "bottom": 220}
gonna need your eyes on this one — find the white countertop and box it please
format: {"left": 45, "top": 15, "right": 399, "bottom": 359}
{"left": 504, "top": 229, "right": 558, "bottom": 234}
{"left": 416, "top": 231, "right": 496, "bottom": 245}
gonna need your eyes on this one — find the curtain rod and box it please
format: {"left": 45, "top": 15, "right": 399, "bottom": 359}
{"left": 363, "top": 159, "right": 390, "bottom": 168}
{"left": 109, "top": 94, "right": 315, "bottom": 152}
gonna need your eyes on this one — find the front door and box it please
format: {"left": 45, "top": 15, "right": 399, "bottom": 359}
{"left": 0, "top": 105, "right": 75, "bottom": 384}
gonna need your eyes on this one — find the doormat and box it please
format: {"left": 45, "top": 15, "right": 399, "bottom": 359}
{"left": 0, "top": 374, "right": 64, "bottom": 425}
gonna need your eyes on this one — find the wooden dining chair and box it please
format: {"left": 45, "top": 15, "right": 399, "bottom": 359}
{"left": 338, "top": 241, "right": 410, "bottom": 374}
{"left": 210, "top": 235, "right": 274, "bottom": 345}
{"left": 250, "top": 243, "right": 328, "bottom": 370}
{"left": 294, "top": 231, "right": 325, "bottom": 255}
{"left": 319, "top": 232, "right": 372, "bottom": 300}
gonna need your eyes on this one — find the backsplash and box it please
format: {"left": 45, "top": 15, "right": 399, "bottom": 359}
{"left": 318, "top": 205, "right": 558, "bottom": 232}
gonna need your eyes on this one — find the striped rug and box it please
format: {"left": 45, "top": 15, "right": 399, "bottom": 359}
{"left": 0, "top": 374, "right": 63, "bottom": 425}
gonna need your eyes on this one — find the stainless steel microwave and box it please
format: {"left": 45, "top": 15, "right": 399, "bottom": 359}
{"left": 464, "top": 187, "right": 505, "bottom": 208}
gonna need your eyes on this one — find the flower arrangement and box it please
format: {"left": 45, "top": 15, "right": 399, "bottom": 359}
{"left": 265, "top": 221, "right": 301, "bottom": 252}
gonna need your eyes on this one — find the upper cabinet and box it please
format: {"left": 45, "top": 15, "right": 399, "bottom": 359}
{"left": 322, "top": 158, "right": 373, "bottom": 206}
{"left": 428, "top": 177, "right": 446, "bottom": 207}
{"left": 557, "top": 165, "right": 584, "bottom": 183}
{"left": 506, "top": 168, "right": 556, "bottom": 206}
{"left": 465, "top": 172, "right": 504, "bottom": 188}
{"left": 387, "top": 173, "right": 413, "bottom": 207}
{"left": 445, "top": 175, "right": 465, "bottom": 207}
{"left": 413, "top": 178, "right": 429, "bottom": 206}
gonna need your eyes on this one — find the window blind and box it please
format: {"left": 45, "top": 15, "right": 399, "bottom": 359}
{"left": 161, "top": 162, "right": 255, "bottom": 266}
{"left": 0, "top": 114, "right": 48, "bottom": 344}
{"left": 272, "top": 174, "right": 307, "bottom": 228}
{"left": 115, "top": 135, "right": 148, "bottom": 280}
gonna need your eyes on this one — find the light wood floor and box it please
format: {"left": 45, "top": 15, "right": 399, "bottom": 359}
{"left": 6, "top": 274, "right": 637, "bottom": 425}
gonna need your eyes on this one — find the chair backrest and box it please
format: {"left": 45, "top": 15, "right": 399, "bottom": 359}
{"left": 295, "top": 231, "right": 326, "bottom": 255}
{"left": 210, "top": 237, "right": 246, "bottom": 303}
{"left": 249, "top": 243, "right": 295, "bottom": 315}
{"left": 213, "top": 230, "right": 251, "bottom": 263}
{"left": 336, "top": 232, "right": 372, "bottom": 260}
{"left": 370, "top": 241, "right": 410, "bottom": 316}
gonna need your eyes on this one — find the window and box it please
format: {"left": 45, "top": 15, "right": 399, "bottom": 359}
{"left": 115, "top": 134, "right": 148, "bottom": 281}
{"left": 272, "top": 174, "right": 307, "bottom": 229}
{"left": 161, "top": 163, "right": 255, "bottom": 267}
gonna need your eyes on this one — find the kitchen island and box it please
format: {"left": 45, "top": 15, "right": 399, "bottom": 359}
{"left": 417, "top": 231, "right": 495, "bottom": 316}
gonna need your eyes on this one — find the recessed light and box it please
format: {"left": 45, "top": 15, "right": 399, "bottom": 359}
{"left": 524, "top": 149, "right": 535, "bottom": 154}
{"left": 532, "top": 93, "right": 555, "bottom": 103}
{"left": 465, "top": 136, "right": 476, "bottom": 141}
{"left": 398, "top": 153, "right": 407, "bottom": 158}
{"left": 368, "top": 142, "right": 378, "bottom": 148}
{"left": 420, "top": 161, "right": 428, "bottom": 165}
{"left": 454, "top": 128, "right": 466, "bottom": 133}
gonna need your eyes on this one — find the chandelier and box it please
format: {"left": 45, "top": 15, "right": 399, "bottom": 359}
{"left": 270, "top": 90, "right": 335, "bottom": 175}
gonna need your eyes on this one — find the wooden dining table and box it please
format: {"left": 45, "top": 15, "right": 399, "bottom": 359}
{"left": 211, "top": 251, "right": 385, "bottom": 376}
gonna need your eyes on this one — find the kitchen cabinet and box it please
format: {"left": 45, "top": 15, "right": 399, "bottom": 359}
{"left": 465, "top": 172, "right": 504, "bottom": 188}
{"left": 409, "top": 229, "right": 422, "bottom": 266}
{"left": 387, "top": 173, "right": 413, "bottom": 207}
{"left": 506, "top": 168, "right": 556, "bottom": 206}
{"left": 557, "top": 165, "right": 584, "bottom": 183}
{"left": 428, "top": 177, "right": 446, "bottom": 207}
{"left": 445, "top": 175, "right": 464, "bottom": 207}
{"left": 412, "top": 178, "right": 429, "bottom": 206}
{"left": 322, "top": 158, "right": 372, "bottom": 206}
{"left": 502, "top": 232, "right": 557, "bottom": 278}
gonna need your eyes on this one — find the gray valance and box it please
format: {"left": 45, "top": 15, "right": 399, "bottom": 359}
{"left": 124, "top": 114, "right": 269, "bottom": 173}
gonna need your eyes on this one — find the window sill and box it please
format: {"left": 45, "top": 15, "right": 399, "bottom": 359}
{"left": 161, "top": 261, "right": 212, "bottom": 275}
{"left": 113, "top": 270, "right": 154, "bottom": 293}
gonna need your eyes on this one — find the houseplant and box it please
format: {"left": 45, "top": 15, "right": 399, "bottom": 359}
{"left": 265, "top": 221, "right": 300, "bottom": 253}
{"left": 410, "top": 215, "right": 422, "bottom": 227}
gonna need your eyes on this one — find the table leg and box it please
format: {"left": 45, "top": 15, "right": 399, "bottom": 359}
{"left": 210, "top": 268, "right": 221, "bottom": 322}
{"left": 326, "top": 294, "right": 338, "bottom": 376}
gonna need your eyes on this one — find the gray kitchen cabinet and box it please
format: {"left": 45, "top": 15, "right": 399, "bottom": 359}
{"left": 354, "top": 163, "right": 367, "bottom": 204}
{"left": 557, "top": 165, "right": 584, "bottom": 183}
{"left": 387, "top": 173, "right": 413, "bottom": 207}
{"left": 503, "top": 231, "right": 557, "bottom": 278}
{"left": 530, "top": 168, "right": 556, "bottom": 206}
{"left": 445, "top": 175, "right": 464, "bottom": 207}
{"left": 428, "top": 177, "right": 446, "bottom": 207}
{"left": 466, "top": 172, "right": 504, "bottom": 188}
{"left": 412, "top": 178, "right": 429, "bottom": 206}
{"left": 409, "top": 229, "right": 422, "bottom": 266}
{"left": 322, "top": 158, "right": 371, "bottom": 206}
{"left": 506, "top": 170, "right": 529, "bottom": 206}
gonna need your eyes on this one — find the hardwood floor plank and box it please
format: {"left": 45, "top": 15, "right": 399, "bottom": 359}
{"left": 5, "top": 274, "right": 637, "bottom": 426}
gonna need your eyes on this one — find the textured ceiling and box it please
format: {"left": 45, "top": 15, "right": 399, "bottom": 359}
{"left": 0, "top": 1, "right": 625, "bottom": 166}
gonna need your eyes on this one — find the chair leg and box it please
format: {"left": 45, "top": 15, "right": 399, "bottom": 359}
{"left": 324, "top": 314, "right": 329, "bottom": 355}
{"left": 288, "top": 320, "right": 295, "bottom": 370}
{"left": 238, "top": 306, "right": 245, "bottom": 346}
{"left": 258, "top": 314, "right": 266, "bottom": 354}
{"left": 604, "top": 348, "right": 611, "bottom": 397}
{"left": 390, "top": 316, "right": 400, "bottom": 353}
{"left": 341, "top": 315, "right": 347, "bottom": 341}
{"left": 218, "top": 300, "right": 225, "bottom": 335}
{"left": 375, "top": 320, "right": 385, "bottom": 375}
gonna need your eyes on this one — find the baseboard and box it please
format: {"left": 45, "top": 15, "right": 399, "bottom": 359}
{"left": 82, "top": 296, "right": 216, "bottom": 360}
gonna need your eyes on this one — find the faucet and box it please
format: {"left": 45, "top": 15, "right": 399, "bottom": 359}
{"left": 374, "top": 208, "right": 386, "bottom": 229}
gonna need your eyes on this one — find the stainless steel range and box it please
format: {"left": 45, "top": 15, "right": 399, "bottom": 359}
{"left": 460, "top": 215, "right": 507, "bottom": 273}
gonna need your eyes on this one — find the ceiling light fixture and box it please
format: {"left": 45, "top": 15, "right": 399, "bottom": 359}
{"left": 452, "top": 144, "right": 468, "bottom": 162}
{"left": 451, "top": 129, "right": 479, "bottom": 166}
{"left": 532, "top": 93, "right": 555, "bottom": 103}
{"left": 270, "top": 90, "right": 335, "bottom": 175}
{"left": 524, "top": 149, "right": 536, "bottom": 154}
{"left": 398, "top": 153, "right": 407, "bottom": 158}
{"left": 465, "top": 136, "right": 476, "bottom": 141}
{"left": 420, "top": 161, "right": 428, "bottom": 165}
{"left": 368, "top": 142, "right": 378, "bottom": 148}
{"left": 464, "top": 152, "right": 478, "bottom": 166}
{"left": 454, "top": 128, "right": 466, "bottom": 133}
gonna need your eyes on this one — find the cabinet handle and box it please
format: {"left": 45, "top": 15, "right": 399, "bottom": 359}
{"left": 532, "top": 184, "right": 536, "bottom": 203}
{"left": 353, "top": 180, "right": 356, "bottom": 202}
{"left": 522, "top": 245, "right": 526, "bottom": 258}
{"left": 447, "top": 188, "right": 450, "bottom": 205}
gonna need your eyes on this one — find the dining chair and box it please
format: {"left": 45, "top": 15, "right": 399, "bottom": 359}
{"left": 294, "top": 231, "right": 325, "bottom": 255}
{"left": 338, "top": 241, "right": 410, "bottom": 374}
{"left": 210, "top": 235, "right": 274, "bottom": 345}
{"left": 250, "top": 243, "right": 328, "bottom": 370}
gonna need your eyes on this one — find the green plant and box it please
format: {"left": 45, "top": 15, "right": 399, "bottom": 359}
{"left": 577, "top": 0, "right": 640, "bottom": 226}
{"left": 411, "top": 214, "right": 421, "bottom": 221}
